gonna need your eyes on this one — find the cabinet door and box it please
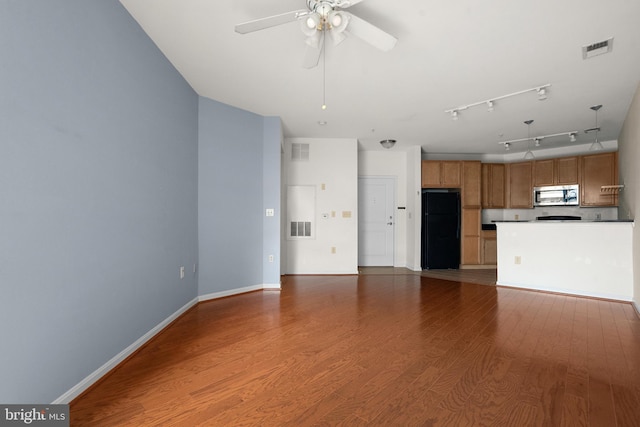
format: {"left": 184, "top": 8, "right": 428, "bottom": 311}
{"left": 489, "top": 164, "right": 506, "bottom": 208}
{"left": 421, "top": 161, "right": 442, "bottom": 187}
{"left": 533, "top": 159, "right": 555, "bottom": 187}
{"left": 581, "top": 152, "right": 617, "bottom": 206}
{"left": 441, "top": 161, "right": 461, "bottom": 187}
{"left": 462, "top": 161, "right": 481, "bottom": 208}
{"left": 481, "top": 163, "right": 505, "bottom": 208}
{"left": 556, "top": 156, "right": 579, "bottom": 185}
{"left": 461, "top": 208, "right": 480, "bottom": 265}
{"left": 508, "top": 162, "right": 533, "bottom": 208}
{"left": 481, "top": 231, "right": 497, "bottom": 265}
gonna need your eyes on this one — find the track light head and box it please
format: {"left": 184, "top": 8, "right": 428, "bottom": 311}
{"left": 504, "top": 142, "right": 510, "bottom": 151}
{"left": 451, "top": 110, "right": 459, "bottom": 120}
{"left": 537, "top": 88, "right": 547, "bottom": 101}
{"left": 487, "top": 101, "right": 494, "bottom": 112}
{"left": 570, "top": 133, "right": 577, "bottom": 142}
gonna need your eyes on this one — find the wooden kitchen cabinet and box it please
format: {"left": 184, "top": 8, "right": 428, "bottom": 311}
{"left": 481, "top": 163, "right": 505, "bottom": 208}
{"left": 461, "top": 208, "right": 481, "bottom": 265}
{"left": 462, "top": 161, "right": 481, "bottom": 208}
{"left": 580, "top": 152, "right": 618, "bottom": 206}
{"left": 481, "top": 230, "right": 497, "bottom": 265}
{"left": 533, "top": 156, "right": 579, "bottom": 186}
{"left": 507, "top": 161, "right": 533, "bottom": 208}
{"left": 421, "top": 161, "right": 461, "bottom": 188}
{"left": 556, "top": 156, "right": 579, "bottom": 185}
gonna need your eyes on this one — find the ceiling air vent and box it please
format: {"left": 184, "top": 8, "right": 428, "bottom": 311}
{"left": 582, "top": 37, "right": 613, "bottom": 59}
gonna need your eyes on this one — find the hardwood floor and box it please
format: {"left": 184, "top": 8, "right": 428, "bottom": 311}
{"left": 71, "top": 274, "right": 640, "bottom": 426}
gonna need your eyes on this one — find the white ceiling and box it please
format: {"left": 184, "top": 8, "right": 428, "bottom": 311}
{"left": 120, "top": 0, "right": 640, "bottom": 155}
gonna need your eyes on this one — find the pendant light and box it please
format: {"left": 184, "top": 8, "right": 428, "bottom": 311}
{"left": 587, "top": 105, "right": 603, "bottom": 151}
{"left": 523, "top": 120, "right": 535, "bottom": 160}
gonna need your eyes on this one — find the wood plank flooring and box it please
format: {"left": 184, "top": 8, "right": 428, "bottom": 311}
{"left": 70, "top": 273, "right": 640, "bottom": 426}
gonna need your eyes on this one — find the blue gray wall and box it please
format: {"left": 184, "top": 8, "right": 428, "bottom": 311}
{"left": 198, "top": 99, "right": 282, "bottom": 294}
{"left": 0, "top": 1, "right": 199, "bottom": 403}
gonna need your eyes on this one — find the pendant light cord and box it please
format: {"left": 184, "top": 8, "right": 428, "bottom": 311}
{"left": 322, "top": 30, "right": 326, "bottom": 110}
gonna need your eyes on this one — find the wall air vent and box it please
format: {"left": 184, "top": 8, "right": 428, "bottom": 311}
{"left": 291, "top": 143, "right": 310, "bottom": 161}
{"left": 582, "top": 37, "right": 613, "bottom": 59}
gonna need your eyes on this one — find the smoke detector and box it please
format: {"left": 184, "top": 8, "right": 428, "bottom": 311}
{"left": 582, "top": 37, "right": 614, "bottom": 60}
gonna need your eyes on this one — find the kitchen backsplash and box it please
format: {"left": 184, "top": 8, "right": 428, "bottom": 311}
{"left": 482, "top": 206, "right": 619, "bottom": 223}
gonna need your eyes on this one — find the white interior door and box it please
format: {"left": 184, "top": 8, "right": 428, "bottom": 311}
{"left": 358, "top": 177, "right": 395, "bottom": 266}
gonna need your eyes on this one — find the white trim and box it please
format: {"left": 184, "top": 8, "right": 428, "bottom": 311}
{"left": 496, "top": 281, "right": 633, "bottom": 302}
{"left": 633, "top": 300, "right": 640, "bottom": 318}
{"left": 198, "top": 284, "right": 276, "bottom": 302}
{"left": 52, "top": 297, "right": 199, "bottom": 404}
{"left": 263, "top": 283, "right": 282, "bottom": 290}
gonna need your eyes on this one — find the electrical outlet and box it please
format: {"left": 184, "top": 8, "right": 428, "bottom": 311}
{"left": 180, "top": 266, "right": 185, "bottom": 279}
{"left": 514, "top": 256, "right": 521, "bottom": 265}
{"left": 268, "top": 254, "right": 274, "bottom": 263}
{"left": 596, "top": 213, "right": 602, "bottom": 220}
{"left": 331, "top": 247, "right": 336, "bottom": 254}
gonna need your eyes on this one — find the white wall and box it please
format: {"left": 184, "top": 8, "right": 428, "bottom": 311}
{"left": 617, "top": 81, "right": 640, "bottom": 313}
{"left": 358, "top": 151, "right": 407, "bottom": 267}
{"left": 284, "top": 138, "right": 358, "bottom": 274}
{"left": 497, "top": 222, "right": 634, "bottom": 301}
{"left": 406, "top": 146, "right": 423, "bottom": 271}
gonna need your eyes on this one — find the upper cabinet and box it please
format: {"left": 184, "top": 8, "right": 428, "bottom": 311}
{"left": 507, "top": 161, "right": 533, "bottom": 208}
{"left": 533, "top": 156, "right": 579, "bottom": 187}
{"left": 481, "top": 163, "right": 505, "bottom": 208}
{"left": 421, "top": 161, "right": 461, "bottom": 188}
{"left": 580, "top": 152, "right": 618, "bottom": 206}
{"left": 462, "top": 161, "right": 482, "bottom": 208}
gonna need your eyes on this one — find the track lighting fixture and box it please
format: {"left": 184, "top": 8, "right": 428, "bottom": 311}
{"left": 451, "top": 110, "right": 459, "bottom": 120}
{"left": 504, "top": 142, "right": 510, "bottom": 151}
{"left": 498, "top": 130, "right": 579, "bottom": 147}
{"left": 445, "top": 84, "right": 551, "bottom": 117}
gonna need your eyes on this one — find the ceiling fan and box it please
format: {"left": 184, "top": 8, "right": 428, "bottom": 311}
{"left": 235, "top": 0, "right": 397, "bottom": 68}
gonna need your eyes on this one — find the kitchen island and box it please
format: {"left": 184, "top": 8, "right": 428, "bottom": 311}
{"left": 495, "top": 220, "right": 634, "bottom": 301}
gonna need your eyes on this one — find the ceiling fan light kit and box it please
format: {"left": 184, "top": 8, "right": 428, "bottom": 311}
{"left": 235, "top": 0, "right": 397, "bottom": 68}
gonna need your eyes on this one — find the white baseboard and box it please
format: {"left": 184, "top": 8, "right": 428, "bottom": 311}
{"left": 53, "top": 297, "right": 199, "bottom": 404}
{"left": 633, "top": 299, "right": 640, "bottom": 318}
{"left": 198, "top": 283, "right": 280, "bottom": 302}
{"left": 496, "top": 281, "right": 632, "bottom": 302}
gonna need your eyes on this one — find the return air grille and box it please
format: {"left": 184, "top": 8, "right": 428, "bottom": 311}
{"left": 290, "top": 221, "right": 312, "bottom": 237}
{"left": 291, "top": 143, "right": 310, "bottom": 161}
{"left": 582, "top": 37, "right": 613, "bottom": 59}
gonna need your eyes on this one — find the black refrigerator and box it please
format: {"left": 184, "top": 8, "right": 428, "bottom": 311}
{"left": 421, "top": 191, "right": 461, "bottom": 269}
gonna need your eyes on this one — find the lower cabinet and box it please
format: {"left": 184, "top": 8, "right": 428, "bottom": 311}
{"left": 481, "top": 230, "right": 497, "bottom": 265}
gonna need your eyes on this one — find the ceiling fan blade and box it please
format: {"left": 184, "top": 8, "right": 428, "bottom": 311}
{"left": 235, "top": 10, "right": 307, "bottom": 34}
{"left": 302, "top": 35, "right": 324, "bottom": 68}
{"left": 344, "top": 12, "right": 397, "bottom": 51}
{"left": 337, "top": 0, "right": 366, "bottom": 7}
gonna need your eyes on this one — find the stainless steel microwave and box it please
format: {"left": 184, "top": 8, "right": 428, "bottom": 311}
{"left": 533, "top": 185, "right": 579, "bottom": 206}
